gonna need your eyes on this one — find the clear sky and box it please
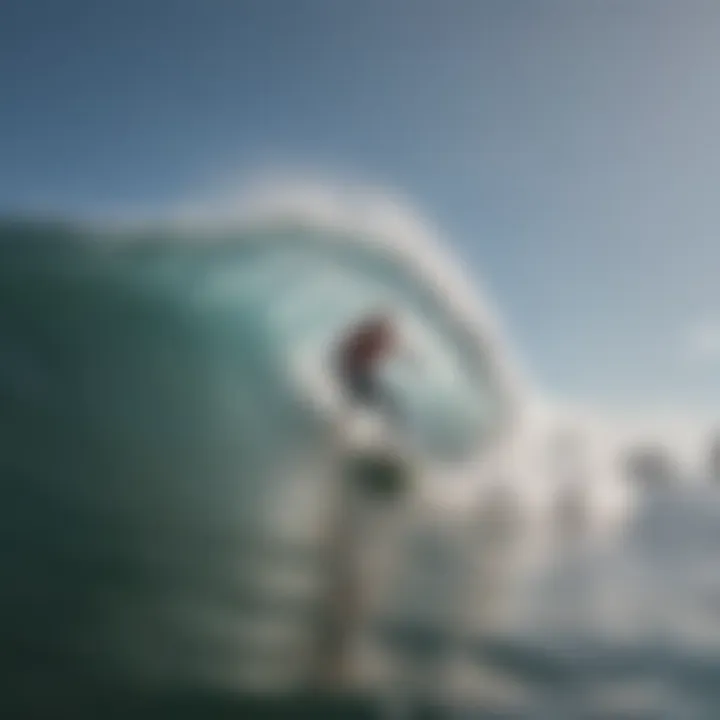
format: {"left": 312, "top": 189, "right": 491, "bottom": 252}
{"left": 3, "top": 0, "right": 720, "bottom": 414}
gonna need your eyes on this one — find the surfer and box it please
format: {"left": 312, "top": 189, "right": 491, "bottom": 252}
{"left": 315, "top": 313, "right": 424, "bottom": 690}
{"left": 335, "top": 312, "right": 399, "bottom": 417}
{"left": 317, "top": 313, "right": 407, "bottom": 690}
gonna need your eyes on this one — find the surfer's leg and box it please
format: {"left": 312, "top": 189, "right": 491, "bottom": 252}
{"left": 346, "top": 370, "right": 404, "bottom": 430}
{"left": 360, "top": 374, "right": 405, "bottom": 427}
{"left": 347, "top": 370, "right": 374, "bottom": 407}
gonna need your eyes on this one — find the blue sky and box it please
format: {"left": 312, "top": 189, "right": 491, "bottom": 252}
{"left": 3, "top": 0, "right": 720, "bottom": 413}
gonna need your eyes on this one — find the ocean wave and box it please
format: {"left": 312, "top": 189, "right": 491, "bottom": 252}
{"left": 0, "top": 184, "right": 532, "bottom": 700}
{"left": 4, "top": 183, "right": 720, "bottom": 716}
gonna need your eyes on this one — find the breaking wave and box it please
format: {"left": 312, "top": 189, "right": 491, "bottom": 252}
{"left": 0, "top": 184, "right": 528, "bottom": 701}
{"left": 4, "top": 184, "right": 720, "bottom": 717}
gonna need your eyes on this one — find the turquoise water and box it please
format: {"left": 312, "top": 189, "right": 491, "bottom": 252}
{"left": 3, "top": 218, "right": 720, "bottom": 718}
{"left": 0, "top": 216, "right": 508, "bottom": 711}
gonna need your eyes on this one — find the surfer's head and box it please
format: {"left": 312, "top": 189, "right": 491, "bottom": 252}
{"left": 361, "top": 313, "right": 396, "bottom": 350}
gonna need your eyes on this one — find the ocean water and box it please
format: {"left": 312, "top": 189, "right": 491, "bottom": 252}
{"left": 1, "top": 213, "right": 719, "bottom": 718}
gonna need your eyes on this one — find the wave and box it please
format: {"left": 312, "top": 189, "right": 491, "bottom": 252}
{"left": 5, "top": 183, "right": 720, "bottom": 717}
{"left": 0, "top": 184, "right": 536, "bottom": 699}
